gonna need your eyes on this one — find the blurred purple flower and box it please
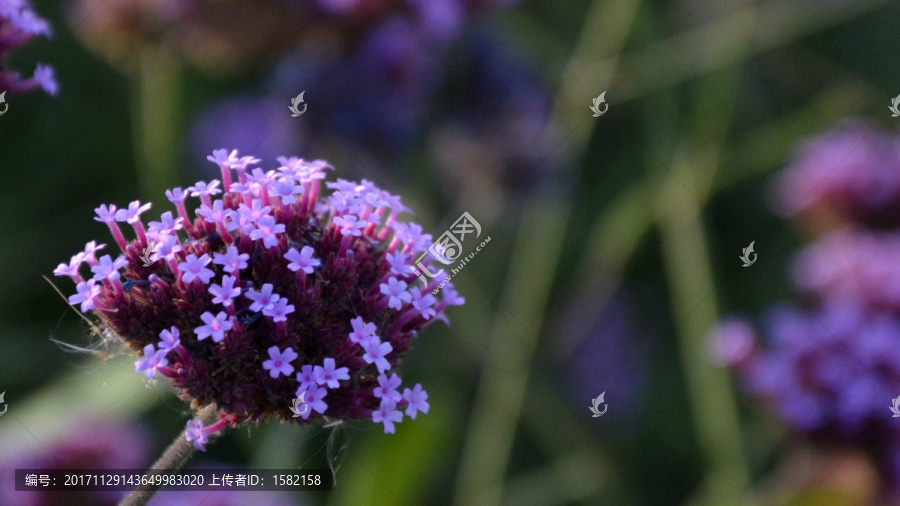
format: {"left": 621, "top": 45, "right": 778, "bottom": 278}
{"left": 791, "top": 227, "right": 900, "bottom": 311}
{"left": 770, "top": 119, "right": 900, "bottom": 228}
{"left": 187, "top": 95, "right": 307, "bottom": 175}
{"left": 0, "top": 0, "right": 57, "bottom": 95}
{"left": 715, "top": 303, "right": 900, "bottom": 435}
{"left": 0, "top": 420, "right": 150, "bottom": 506}
{"left": 555, "top": 293, "right": 648, "bottom": 421}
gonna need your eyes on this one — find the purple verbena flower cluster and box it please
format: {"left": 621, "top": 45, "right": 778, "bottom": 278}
{"left": 712, "top": 120, "right": 900, "bottom": 493}
{"left": 55, "top": 150, "right": 464, "bottom": 445}
{"left": 0, "top": 0, "right": 57, "bottom": 95}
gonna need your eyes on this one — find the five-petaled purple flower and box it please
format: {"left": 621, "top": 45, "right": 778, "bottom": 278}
{"left": 178, "top": 254, "right": 215, "bottom": 284}
{"left": 284, "top": 246, "right": 321, "bottom": 274}
{"left": 135, "top": 344, "right": 168, "bottom": 378}
{"left": 195, "top": 311, "right": 233, "bottom": 342}
{"left": 372, "top": 399, "right": 404, "bottom": 434}
{"left": 184, "top": 419, "right": 209, "bottom": 451}
{"left": 314, "top": 358, "right": 350, "bottom": 389}
{"left": 262, "top": 346, "right": 298, "bottom": 379}
{"left": 402, "top": 384, "right": 429, "bottom": 420}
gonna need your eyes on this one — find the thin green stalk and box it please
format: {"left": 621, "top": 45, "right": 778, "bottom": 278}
{"left": 452, "top": 0, "right": 643, "bottom": 503}
{"left": 131, "top": 46, "right": 181, "bottom": 201}
{"left": 651, "top": 5, "right": 758, "bottom": 502}
{"left": 119, "top": 405, "right": 220, "bottom": 506}
{"left": 452, "top": 198, "right": 571, "bottom": 506}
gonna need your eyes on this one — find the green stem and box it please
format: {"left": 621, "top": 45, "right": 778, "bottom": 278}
{"left": 131, "top": 46, "right": 181, "bottom": 201}
{"left": 452, "top": 198, "right": 571, "bottom": 506}
{"left": 118, "top": 405, "right": 220, "bottom": 506}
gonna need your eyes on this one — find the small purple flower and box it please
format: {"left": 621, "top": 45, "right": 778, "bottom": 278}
{"left": 207, "top": 148, "right": 239, "bottom": 168}
{"left": 158, "top": 326, "right": 181, "bottom": 354}
{"left": 187, "top": 180, "right": 221, "bottom": 199}
{"left": 209, "top": 275, "right": 241, "bottom": 307}
{"left": 372, "top": 399, "right": 404, "bottom": 434}
{"left": 135, "top": 344, "right": 168, "bottom": 378}
{"left": 284, "top": 246, "right": 321, "bottom": 274}
{"left": 246, "top": 283, "right": 281, "bottom": 312}
{"left": 152, "top": 234, "right": 182, "bottom": 261}
{"left": 298, "top": 386, "right": 328, "bottom": 420}
{"left": 82, "top": 241, "right": 105, "bottom": 262}
{"left": 349, "top": 316, "right": 377, "bottom": 344}
{"left": 184, "top": 419, "right": 208, "bottom": 451}
{"left": 238, "top": 200, "right": 272, "bottom": 222}
{"left": 68, "top": 279, "right": 100, "bottom": 312}
{"left": 373, "top": 373, "right": 402, "bottom": 402}
{"left": 249, "top": 216, "right": 285, "bottom": 248}
{"left": 166, "top": 187, "right": 187, "bottom": 204}
{"left": 178, "top": 254, "right": 215, "bottom": 284}
{"left": 380, "top": 277, "right": 411, "bottom": 310}
{"left": 93, "top": 204, "right": 117, "bottom": 224}
{"left": 262, "top": 346, "right": 298, "bottom": 379}
{"left": 0, "top": 1, "right": 57, "bottom": 97}
{"left": 263, "top": 298, "right": 295, "bottom": 322}
{"left": 195, "top": 311, "right": 233, "bottom": 342}
{"left": 313, "top": 358, "right": 350, "bottom": 389}
{"left": 402, "top": 384, "right": 429, "bottom": 419}
{"left": 385, "top": 251, "right": 410, "bottom": 275}
{"left": 362, "top": 336, "right": 393, "bottom": 373}
{"left": 114, "top": 200, "right": 152, "bottom": 224}
{"left": 196, "top": 200, "right": 229, "bottom": 224}
{"left": 91, "top": 254, "right": 128, "bottom": 282}
{"left": 271, "top": 179, "right": 304, "bottom": 204}
{"left": 147, "top": 211, "right": 183, "bottom": 237}
{"left": 410, "top": 287, "right": 437, "bottom": 319}
{"left": 54, "top": 254, "right": 84, "bottom": 279}
{"left": 212, "top": 246, "right": 249, "bottom": 274}
{"left": 296, "top": 365, "right": 317, "bottom": 393}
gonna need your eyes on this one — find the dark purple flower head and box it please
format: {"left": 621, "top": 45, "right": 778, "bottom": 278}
{"left": 55, "top": 151, "right": 462, "bottom": 440}
{"left": 770, "top": 119, "right": 900, "bottom": 229}
{"left": 0, "top": 0, "right": 57, "bottom": 95}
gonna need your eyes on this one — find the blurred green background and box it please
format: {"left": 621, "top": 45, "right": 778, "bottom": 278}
{"left": 3, "top": 0, "right": 900, "bottom": 504}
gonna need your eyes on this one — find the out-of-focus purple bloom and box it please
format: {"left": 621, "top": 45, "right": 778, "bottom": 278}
{"left": 555, "top": 292, "right": 648, "bottom": 421}
{"left": 184, "top": 419, "right": 208, "bottom": 451}
{"left": 770, "top": 119, "right": 900, "bottom": 228}
{"left": 720, "top": 302, "right": 900, "bottom": 437}
{"left": 0, "top": 1, "right": 57, "bottom": 96}
{"left": 0, "top": 420, "right": 150, "bottom": 506}
{"left": 188, "top": 95, "right": 307, "bottom": 175}
{"left": 791, "top": 227, "right": 900, "bottom": 311}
